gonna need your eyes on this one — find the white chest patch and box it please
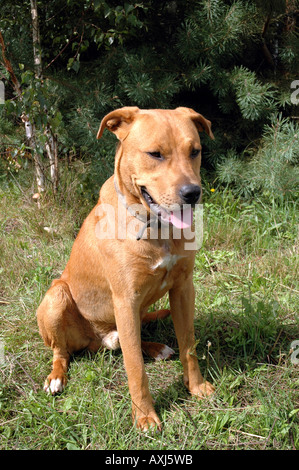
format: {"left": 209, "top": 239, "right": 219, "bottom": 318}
{"left": 152, "top": 254, "right": 183, "bottom": 273}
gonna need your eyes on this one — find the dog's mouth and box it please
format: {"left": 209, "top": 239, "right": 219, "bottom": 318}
{"left": 140, "top": 187, "right": 193, "bottom": 229}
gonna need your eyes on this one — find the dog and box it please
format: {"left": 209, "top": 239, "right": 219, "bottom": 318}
{"left": 37, "top": 106, "right": 215, "bottom": 431}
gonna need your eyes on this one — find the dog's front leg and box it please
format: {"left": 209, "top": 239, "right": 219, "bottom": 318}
{"left": 169, "top": 277, "right": 215, "bottom": 398}
{"left": 113, "top": 295, "right": 162, "bottom": 431}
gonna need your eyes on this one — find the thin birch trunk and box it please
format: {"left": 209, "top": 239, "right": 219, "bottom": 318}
{"left": 30, "top": 0, "right": 59, "bottom": 193}
{"left": 30, "top": 0, "right": 42, "bottom": 79}
{"left": 45, "top": 130, "right": 59, "bottom": 193}
{"left": 22, "top": 115, "right": 45, "bottom": 194}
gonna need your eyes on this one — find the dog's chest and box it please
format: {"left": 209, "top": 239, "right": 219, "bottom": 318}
{"left": 152, "top": 254, "right": 182, "bottom": 272}
{"left": 151, "top": 252, "right": 184, "bottom": 289}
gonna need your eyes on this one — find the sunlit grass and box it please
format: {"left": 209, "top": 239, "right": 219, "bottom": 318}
{"left": 0, "top": 167, "right": 298, "bottom": 449}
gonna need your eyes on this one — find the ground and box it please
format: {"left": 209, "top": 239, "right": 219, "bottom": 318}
{"left": 0, "top": 163, "right": 298, "bottom": 450}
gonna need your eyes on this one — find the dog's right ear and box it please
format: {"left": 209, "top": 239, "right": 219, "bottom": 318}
{"left": 97, "top": 107, "right": 140, "bottom": 141}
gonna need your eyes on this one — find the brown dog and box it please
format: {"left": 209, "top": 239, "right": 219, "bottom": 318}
{"left": 37, "top": 106, "right": 215, "bottom": 431}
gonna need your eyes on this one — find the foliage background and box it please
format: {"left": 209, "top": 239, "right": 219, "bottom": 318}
{"left": 0, "top": 0, "right": 298, "bottom": 200}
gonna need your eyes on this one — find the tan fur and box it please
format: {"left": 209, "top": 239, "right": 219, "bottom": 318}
{"left": 37, "top": 107, "right": 215, "bottom": 431}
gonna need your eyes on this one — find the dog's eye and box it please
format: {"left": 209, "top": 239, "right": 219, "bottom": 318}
{"left": 190, "top": 148, "right": 200, "bottom": 159}
{"left": 147, "top": 151, "right": 164, "bottom": 160}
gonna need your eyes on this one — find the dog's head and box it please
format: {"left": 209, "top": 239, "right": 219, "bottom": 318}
{"left": 97, "top": 107, "right": 214, "bottom": 229}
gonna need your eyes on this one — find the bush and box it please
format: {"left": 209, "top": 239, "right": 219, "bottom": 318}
{"left": 217, "top": 114, "right": 299, "bottom": 199}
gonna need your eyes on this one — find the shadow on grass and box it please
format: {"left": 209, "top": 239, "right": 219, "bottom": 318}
{"left": 31, "top": 294, "right": 298, "bottom": 426}
{"left": 193, "top": 297, "right": 299, "bottom": 371}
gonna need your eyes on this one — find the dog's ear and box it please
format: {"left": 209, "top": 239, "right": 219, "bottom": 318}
{"left": 177, "top": 107, "right": 214, "bottom": 140}
{"left": 192, "top": 113, "right": 214, "bottom": 140}
{"left": 97, "top": 107, "right": 140, "bottom": 141}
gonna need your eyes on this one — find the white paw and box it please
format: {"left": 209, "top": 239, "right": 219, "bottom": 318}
{"left": 44, "top": 378, "right": 64, "bottom": 395}
{"left": 102, "top": 330, "right": 120, "bottom": 350}
{"left": 155, "top": 345, "right": 175, "bottom": 361}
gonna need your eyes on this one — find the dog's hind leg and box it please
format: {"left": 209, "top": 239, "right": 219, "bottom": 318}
{"left": 37, "top": 279, "right": 92, "bottom": 394}
{"left": 141, "top": 341, "right": 174, "bottom": 361}
{"left": 141, "top": 309, "right": 173, "bottom": 360}
{"left": 44, "top": 347, "right": 70, "bottom": 394}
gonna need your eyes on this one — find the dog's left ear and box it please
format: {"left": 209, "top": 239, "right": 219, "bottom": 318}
{"left": 97, "top": 106, "right": 140, "bottom": 141}
{"left": 177, "top": 107, "right": 214, "bottom": 140}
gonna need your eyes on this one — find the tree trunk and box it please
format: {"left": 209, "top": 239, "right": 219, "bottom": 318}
{"left": 30, "top": 0, "right": 59, "bottom": 194}
{"left": 22, "top": 114, "right": 45, "bottom": 194}
{"left": 30, "top": 0, "right": 42, "bottom": 79}
{"left": 45, "top": 128, "right": 59, "bottom": 193}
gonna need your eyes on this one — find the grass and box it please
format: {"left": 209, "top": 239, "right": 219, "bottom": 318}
{"left": 0, "top": 163, "right": 298, "bottom": 450}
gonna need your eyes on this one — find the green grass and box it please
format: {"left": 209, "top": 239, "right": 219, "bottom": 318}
{"left": 0, "top": 164, "right": 298, "bottom": 450}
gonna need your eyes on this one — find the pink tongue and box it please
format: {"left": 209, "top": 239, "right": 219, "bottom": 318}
{"left": 170, "top": 206, "right": 193, "bottom": 229}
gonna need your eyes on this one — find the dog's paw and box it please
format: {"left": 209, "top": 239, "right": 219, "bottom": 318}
{"left": 136, "top": 416, "right": 162, "bottom": 433}
{"left": 142, "top": 341, "right": 175, "bottom": 361}
{"left": 44, "top": 376, "right": 66, "bottom": 395}
{"left": 155, "top": 345, "right": 175, "bottom": 361}
{"left": 191, "top": 381, "right": 215, "bottom": 399}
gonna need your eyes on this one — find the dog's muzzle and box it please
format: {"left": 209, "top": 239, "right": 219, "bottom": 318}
{"left": 140, "top": 186, "right": 194, "bottom": 230}
{"left": 114, "top": 179, "right": 196, "bottom": 240}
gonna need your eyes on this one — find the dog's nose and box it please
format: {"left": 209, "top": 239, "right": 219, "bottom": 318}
{"left": 179, "top": 184, "right": 201, "bottom": 205}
